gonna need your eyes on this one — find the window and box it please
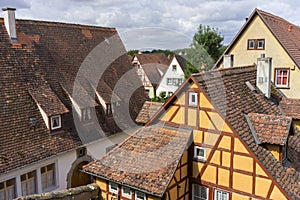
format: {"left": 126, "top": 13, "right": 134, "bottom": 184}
{"left": 214, "top": 189, "right": 228, "bottom": 200}
{"left": 0, "top": 179, "right": 15, "bottom": 200}
{"left": 122, "top": 186, "right": 132, "bottom": 198}
{"left": 50, "top": 115, "right": 61, "bottom": 130}
{"left": 172, "top": 65, "right": 177, "bottom": 71}
{"left": 257, "top": 39, "right": 265, "bottom": 49}
{"left": 192, "top": 184, "right": 208, "bottom": 200}
{"left": 194, "top": 146, "right": 206, "bottom": 161}
{"left": 167, "top": 78, "right": 184, "bottom": 86}
{"left": 109, "top": 182, "right": 118, "bottom": 194}
{"left": 189, "top": 92, "right": 198, "bottom": 107}
{"left": 135, "top": 191, "right": 146, "bottom": 200}
{"left": 275, "top": 69, "right": 289, "bottom": 87}
{"left": 41, "top": 163, "right": 56, "bottom": 192}
{"left": 81, "top": 108, "right": 92, "bottom": 121}
{"left": 248, "top": 39, "right": 255, "bottom": 49}
{"left": 247, "top": 39, "right": 265, "bottom": 50}
{"left": 21, "top": 171, "right": 37, "bottom": 196}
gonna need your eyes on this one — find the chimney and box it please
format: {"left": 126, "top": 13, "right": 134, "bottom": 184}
{"left": 223, "top": 54, "right": 234, "bottom": 68}
{"left": 288, "top": 25, "right": 293, "bottom": 32}
{"left": 257, "top": 55, "right": 272, "bottom": 98}
{"left": 2, "top": 8, "right": 17, "bottom": 41}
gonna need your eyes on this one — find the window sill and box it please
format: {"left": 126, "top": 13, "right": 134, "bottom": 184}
{"left": 193, "top": 157, "right": 206, "bottom": 163}
{"left": 275, "top": 86, "right": 290, "bottom": 89}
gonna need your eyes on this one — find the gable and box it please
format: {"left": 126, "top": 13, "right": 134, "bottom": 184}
{"left": 152, "top": 79, "right": 289, "bottom": 200}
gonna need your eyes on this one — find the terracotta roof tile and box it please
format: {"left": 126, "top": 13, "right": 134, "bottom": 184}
{"left": 192, "top": 66, "right": 300, "bottom": 199}
{"left": 136, "top": 101, "right": 163, "bottom": 124}
{"left": 280, "top": 98, "right": 300, "bottom": 119}
{"left": 246, "top": 113, "right": 291, "bottom": 145}
{"left": 0, "top": 18, "right": 147, "bottom": 174}
{"left": 83, "top": 125, "right": 192, "bottom": 197}
{"left": 135, "top": 53, "right": 169, "bottom": 66}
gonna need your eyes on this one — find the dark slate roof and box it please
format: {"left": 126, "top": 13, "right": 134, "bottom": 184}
{"left": 192, "top": 66, "right": 300, "bottom": 199}
{"left": 174, "top": 55, "right": 187, "bottom": 71}
{"left": 280, "top": 98, "right": 300, "bottom": 120}
{"left": 83, "top": 125, "right": 192, "bottom": 197}
{"left": 135, "top": 101, "right": 163, "bottom": 124}
{"left": 246, "top": 113, "right": 291, "bottom": 145}
{"left": 0, "top": 18, "right": 147, "bottom": 174}
{"left": 214, "top": 8, "right": 300, "bottom": 70}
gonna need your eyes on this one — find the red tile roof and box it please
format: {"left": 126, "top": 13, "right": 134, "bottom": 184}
{"left": 0, "top": 18, "right": 147, "bottom": 174}
{"left": 246, "top": 113, "right": 291, "bottom": 145}
{"left": 192, "top": 66, "right": 300, "bottom": 199}
{"left": 135, "top": 101, "right": 163, "bottom": 124}
{"left": 280, "top": 98, "right": 300, "bottom": 119}
{"left": 83, "top": 125, "right": 191, "bottom": 197}
{"left": 214, "top": 8, "right": 300, "bottom": 70}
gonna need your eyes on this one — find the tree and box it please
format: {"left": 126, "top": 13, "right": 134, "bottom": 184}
{"left": 127, "top": 49, "right": 139, "bottom": 56}
{"left": 193, "top": 24, "right": 224, "bottom": 62}
{"left": 185, "top": 44, "right": 214, "bottom": 72}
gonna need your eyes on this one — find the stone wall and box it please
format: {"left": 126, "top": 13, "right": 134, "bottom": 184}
{"left": 17, "top": 183, "right": 100, "bottom": 200}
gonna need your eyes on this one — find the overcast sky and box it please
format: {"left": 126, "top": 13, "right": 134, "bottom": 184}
{"left": 1, "top": 0, "right": 299, "bottom": 50}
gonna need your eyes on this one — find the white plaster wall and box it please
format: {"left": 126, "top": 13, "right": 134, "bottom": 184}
{"left": 156, "top": 57, "right": 185, "bottom": 96}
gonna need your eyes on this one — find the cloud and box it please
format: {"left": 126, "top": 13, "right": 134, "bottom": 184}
{"left": 1, "top": 0, "right": 300, "bottom": 50}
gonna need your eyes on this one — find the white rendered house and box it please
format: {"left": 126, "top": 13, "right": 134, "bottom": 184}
{"left": 156, "top": 55, "right": 186, "bottom": 97}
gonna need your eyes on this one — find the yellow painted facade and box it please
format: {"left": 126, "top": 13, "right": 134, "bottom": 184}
{"left": 265, "top": 144, "right": 281, "bottom": 161}
{"left": 92, "top": 80, "right": 289, "bottom": 200}
{"left": 158, "top": 82, "right": 289, "bottom": 200}
{"left": 217, "top": 15, "right": 300, "bottom": 98}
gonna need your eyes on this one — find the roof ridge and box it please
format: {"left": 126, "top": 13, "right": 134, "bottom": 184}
{"left": 0, "top": 17, "right": 116, "bottom": 31}
{"left": 257, "top": 8, "right": 298, "bottom": 27}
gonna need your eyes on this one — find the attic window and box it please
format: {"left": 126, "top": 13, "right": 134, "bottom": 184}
{"left": 81, "top": 108, "right": 92, "bottom": 121}
{"left": 247, "top": 39, "right": 265, "bottom": 50}
{"left": 248, "top": 39, "right": 255, "bottom": 49}
{"left": 172, "top": 65, "right": 177, "bottom": 71}
{"left": 50, "top": 115, "right": 61, "bottom": 130}
{"left": 194, "top": 146, "right": 206, "bottom": 162}
{"left": 135, "top": 191, "right": 146, "bottom": 200}
{"left": 189, "top": 92, "right": 198, "bottom": 107}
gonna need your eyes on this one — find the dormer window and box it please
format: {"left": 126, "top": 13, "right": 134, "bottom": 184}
{"left": 81, "top": 107, "right": 92, "bottom": 121}
{"left": 50, "top": 115, "right": 61, "bottom": 130}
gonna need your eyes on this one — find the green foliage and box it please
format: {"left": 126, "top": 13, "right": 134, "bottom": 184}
{"left": 127, "top": 49, "right": 139, "bottom": 56}
{"left": 184, "top": 61, "right": 199, "bottom": 78}
{"left": 128, "top": 49, "right": 174, "bottom": 57}
{"left": 193, "top": 24, "right": 225, "bottom": 62}
{"left": 151, "top": 91, "right": 169, "bottom": 103}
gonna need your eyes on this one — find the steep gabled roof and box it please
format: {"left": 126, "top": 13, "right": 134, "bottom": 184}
{"left": 280, "top": 98, "right": 300, "bottom": 120}
{"left": 0, "top": 17, "right": 147, "bottom": 174}
{"left": 214, "top": 8, "right": 300, "bottom": 70}
{"left": 174, "top": 55, "right": 187, "bottom": 71}
{"left": 83, "top": 125, "right": 192, "bottom": 197}
{"left": 149, "top": 65, "right": 300, "bottom": 199}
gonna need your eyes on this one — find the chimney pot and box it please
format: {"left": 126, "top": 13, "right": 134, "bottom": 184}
{"left": 256, "top": 57, "right": 272, "bottom": 98}
{"left": 288, "top": 25, "right": 293, "bottom": 32}
{"left": 2, "top": 7, "right": 17, "bottom": 41}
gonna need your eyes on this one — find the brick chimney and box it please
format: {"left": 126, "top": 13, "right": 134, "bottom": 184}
{"left": 2, "top": 8, "right": 17, "bottom": 41}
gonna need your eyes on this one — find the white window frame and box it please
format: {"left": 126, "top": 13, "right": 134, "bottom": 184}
{"left": 21, "top": 170, "right": 37, "bottom": 196}
{"left": 194, "top": 146, "right": 206, "bottom": 162}
{"left": 0, "top": 178, "right": 16, "bottom": 200}
{"left": 109, "top": 182, "right": 118, "bottom": 194}
{"left": 257, "top": 39, "right": 265, "bottom": 49}
{"left": 122, "top": 186, "right": 132, "bottom": 199}
{"left": 248, "top": 39, "right": 255, "bottom": 49}
{"left": 189, "top": 92, "right": 198, "bottom": 107}
{"left": 192, "top": 184, "right": 208, "bottom": 200}
{"left": 135, "top": 191, "right": 146, "bottom": 200}
{"left": 81, "top": 107, "right": 92, "bottom": 121}
{"left": 214, "top": 189, "right": 229, "bottom": 200}
{"left": 275, "top": 68, "right": 289, "bottom": 87}
{"left": 50, "top": 115, "right": 61, "bottom": 130}
{"left": 41, "top": 163, "right": 56, "bottom": 192}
